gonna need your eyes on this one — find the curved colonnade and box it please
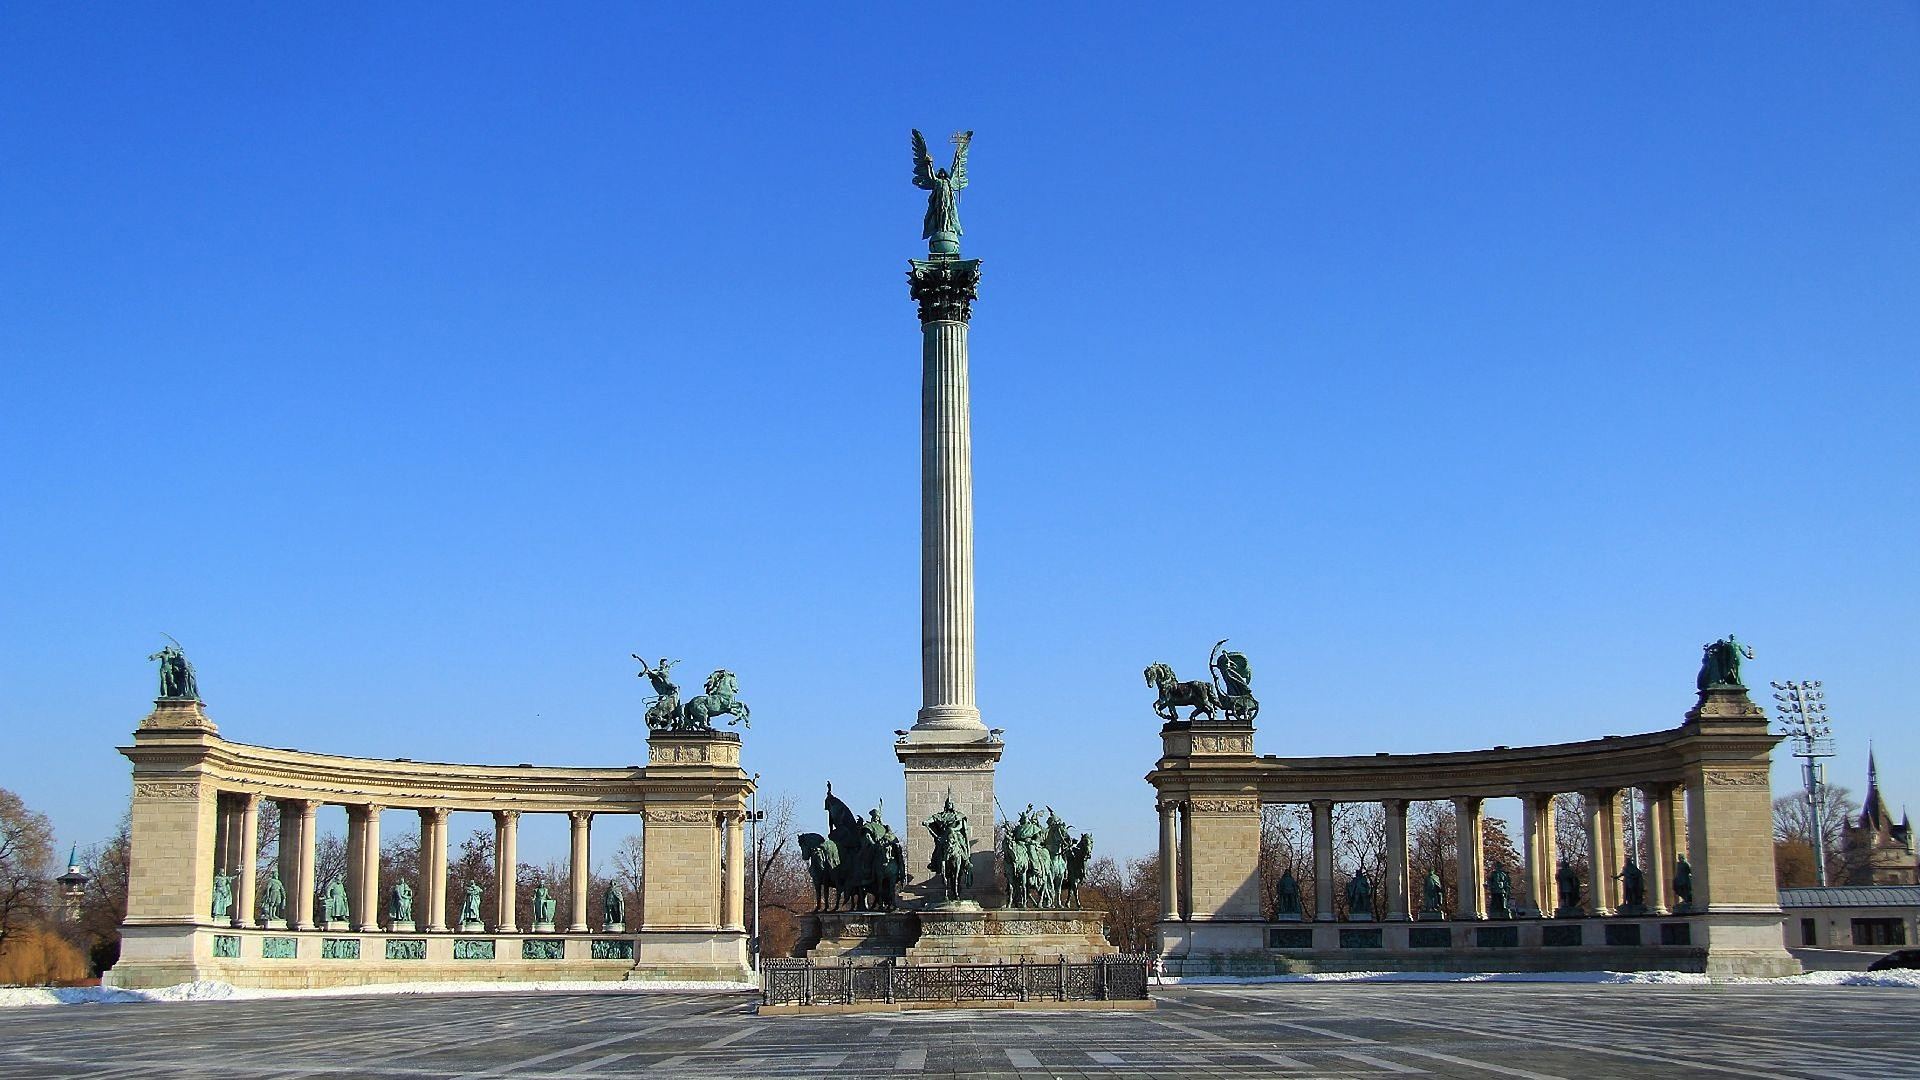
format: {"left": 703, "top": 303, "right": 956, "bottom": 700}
{"left": 107, "top": 699, "right": 752, "bottom": 989}
{"left": 1149, "top": 684, "right": 1797, "bottom": 978}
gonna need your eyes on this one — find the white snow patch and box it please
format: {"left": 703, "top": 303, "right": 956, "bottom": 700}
{"left": 1743, "top": 969, "right": 1920, "bottom": 989}
{"left": 1167, "top": 971, "right": 1712, "bottom": 985}
{"left": 0, "top": 979, "right": 754, "bottom": 1008}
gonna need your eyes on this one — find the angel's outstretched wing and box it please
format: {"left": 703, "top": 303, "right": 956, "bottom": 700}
{"left": 912, "top": 129, "right": 935, "bottom": 190}
{"left": 949, "top": 130, "right": 972, "bottom": 190}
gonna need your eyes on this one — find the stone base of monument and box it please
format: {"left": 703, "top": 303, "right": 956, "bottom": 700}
{"left": 1417, "top": 910, "right": 1446, "bottom": 921}
{"left": 906, "top": 909, "right": 1115, "bottom": 964}
{"left": 459, "top": 920, "right": 484, "bottom": 932}
{"left": 323, "top": 920, "right": 348, "bottom": 931}
{"left": 532, "top": 921, "right": 556, "bottom": 932}
{"left": 389, "top": 921, "right": 415, "bottom": 932}
{"left": 260, "top": 919, "right": 286, "bottom": 930}
{"left": 602, "top": 922, "right": 626, "bottom": 933}
{"left": 794, "top": 911, "right": 921, "bottom": 959}
{"left": 1346, "top": 913, "right": 1375, "bottom": 922}
{"left": 1272, "top": 912, "right": 1303, "bottom": 922}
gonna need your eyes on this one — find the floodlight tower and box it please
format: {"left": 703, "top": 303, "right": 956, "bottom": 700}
{"left": 1772, "top": 680, "right": 1834, "bottom": 886}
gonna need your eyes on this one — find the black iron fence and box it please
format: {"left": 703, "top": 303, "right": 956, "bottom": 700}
{"left": 761, "top": 955, "right": 1151, "bottom": 1007}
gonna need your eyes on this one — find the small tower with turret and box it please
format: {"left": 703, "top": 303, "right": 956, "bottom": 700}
{"left": 56, "top": 845, "right": 88, "bottom": 922}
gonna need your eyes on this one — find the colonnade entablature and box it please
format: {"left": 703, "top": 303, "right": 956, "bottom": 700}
{"left": 107, "top": 697, "right": 755, "bottom": 989}
{"left": 1147, "top": 683, "right": 1798, "bottom": 979}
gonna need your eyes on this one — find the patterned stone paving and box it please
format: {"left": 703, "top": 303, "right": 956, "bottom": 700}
{"left": 2, "top": 983, "right": 1916, "bottom": 1078}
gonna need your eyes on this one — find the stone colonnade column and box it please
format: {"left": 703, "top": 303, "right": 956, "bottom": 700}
{"left": 1642, "top": 784, "right": 1670, "bottom": 914}
{"left": 422, "top": 808, "right": 449, "bottom": 932}
{"left": 724, "top": 812, "right": 746, "bottom": 931}
{"left": 494, "top": 810, "right": 519, "bottom": 932}
{"left": 1662, "top": 785, "right": 1688, "bottom": 910}
{"left": 294, "top": 800, "right": 319, "bottom": 930}
{"left": 1311, "top": 800, "right": 1334, "bottom": 921}
{"left": 1582, "top": 790, "right": 1613, "bottom": 915}
{"left": 568, "top": 811, "right": 592, "bottom": 933}
{"left": 1454, "top": 796, "right": 1486, "bottom": 920}
{"left": 235, "top": 794, "right": 259, "bottom": 928}
{"left": 1178, "top": 802, "right": 1195, "bottom": 919}
{"left": 345, "top": 806, "right": 366, "bottom": 927}
{"left": 1521, "top": 793, "right": 1555, "bottom": 916}
{"left": 1383, "top": 799, "right": 1409, "bottom": 921}
{"left": 1158, "top": 801, "right": 1181, "bottom": 921}
{"left": 357, "top": 806, "right": 382, "bottom": 931}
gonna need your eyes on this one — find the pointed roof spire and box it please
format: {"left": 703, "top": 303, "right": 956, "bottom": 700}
{"left": 67, "top": 844, "right": 78, "bottom": 871}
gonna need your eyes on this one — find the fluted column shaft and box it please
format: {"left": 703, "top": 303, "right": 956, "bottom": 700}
{"left": 293, "top": 800, "right": 319, "bottom": 930}
{"left": 1583, "top": 790, "right": 1614, "bottom": 915}
{"left": 1644, "top": 785, "right": 1672, "bottom": 914}
{"left": 1311, "top": 801, "right": 1334, "bottom": 921}
{"left": 1383, "top": 800, "right": 1409, "bottom": 921}
{"left": 494, "top": 810, "right": 519, "bottom": 932}
{"left": 917, "top": 315, "right": 981, "bottom": 729}
{"left": 1158, "top": 802, "right": 1180, "bottom": 920}
{"left": 422, "top": 808, "right": 448, "bottom": 932}
{"left": 357, "top": 806, "right": 382, "bottom": 931}
{"left": 723, "top": 812, "right": 746, "bottom": 930}
{"left": 1455, "top": 797, "right": 1486, "bottom": 920}
{"left": 1178, "top": 802, "right": 1195, "bottom": 919}
{"left": 568, "top": 812, "right": 592, "bottom": 932}
{"left": 235, "top": 794, "right": 259, "bottom": 928}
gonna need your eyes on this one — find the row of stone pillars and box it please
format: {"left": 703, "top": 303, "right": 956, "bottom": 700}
{"left": 212, "top": 796, "right": 608, "bottom": 932}
{"left": 1158, "top": 783, "right": 1688, "bottom": 922}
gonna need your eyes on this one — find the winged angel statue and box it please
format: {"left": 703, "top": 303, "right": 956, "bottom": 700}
{"left": 912, "top": 129, "right": 972, "bottom": 256}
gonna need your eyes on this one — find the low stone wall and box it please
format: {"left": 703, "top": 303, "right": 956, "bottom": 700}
{"left": 106, "top": 925, "right": 749, "bottom": 989}
{"left": 797, "top": 908, "right": 1117, "bottom": 965}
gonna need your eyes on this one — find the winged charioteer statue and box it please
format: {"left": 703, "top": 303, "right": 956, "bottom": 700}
{"left": 912, "top": 129, "right": 971, "bottom": 256}
{"left": 1144, "top": 639, "right": 1259, "bottom": 724}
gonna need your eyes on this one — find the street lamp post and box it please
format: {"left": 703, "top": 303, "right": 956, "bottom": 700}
{"left": 1772, "top": 681, "right": 1834, "bottom": 887}
{"left": 748, "top": 774, "right": 764, "bottom": 971}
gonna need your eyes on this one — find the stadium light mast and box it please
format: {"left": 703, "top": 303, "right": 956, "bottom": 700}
{"left": 1772, "top": 680, "right": 1834, "bottom": 886}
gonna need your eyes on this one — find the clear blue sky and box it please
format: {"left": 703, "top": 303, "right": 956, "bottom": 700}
{"left": 3, "top": 6, "right": 1916, "bottom": 868}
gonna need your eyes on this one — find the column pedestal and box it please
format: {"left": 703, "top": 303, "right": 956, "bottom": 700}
{"left": 896, "top": 732, "right": 1003, "bottom": 906}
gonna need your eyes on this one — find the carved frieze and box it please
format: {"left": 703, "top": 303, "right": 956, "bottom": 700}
{"left": 133, "top": 781, "right": 200, "bottom": 800}
{"left": 1187, "top": 797, "right": 1260, "bottom": 814}
{"left": 644, "top": 807, "right": 716, "bottom": 824}
{"left": 905, "top": 753, "right": 998, "bottom": 772}
{"left": 648, "top": 742, "right": 741, "bottom": 766}
{"left": 1192, "top": 734, "right": 1254, "bottom": 755}
{"left": 1704, "top": 770, "right": 1768, "bottom": 787}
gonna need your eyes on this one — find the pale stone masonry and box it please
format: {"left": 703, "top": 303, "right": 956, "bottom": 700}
{"left": 107, "top": 701, "right": 753, "bottom": 989}
{"left": 1149, "top": 684, "right": 1797, "bottom": 979}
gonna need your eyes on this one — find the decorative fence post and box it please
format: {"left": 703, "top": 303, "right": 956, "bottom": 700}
{"left": 1057, "top": 954, "right": 1068, "bottom": 1002}
{"left": 1018, "top": 956, "right": 1028, "bottom": 1002}
{"left": 884, "top": 958, "right": 895, "bottom": 1004}
{"left": 802, "top": 958, "right": 813, "bottom": 1007}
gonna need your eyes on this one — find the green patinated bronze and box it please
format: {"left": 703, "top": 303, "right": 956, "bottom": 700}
{"left": 1674, "top": 854, "right": 1695, "bottom": 910}
{"left": 1696, "top": 635, "right": 1755, "bottom": 690}
{"left": 258, "top": 870, "right": 287, "bottom": 922}
{"left": 1345, "top": 870, "right": 1374, "bottom": 917}
{"left": 591, "top": 939, "right": 634, "bottom": 961}
{"left": 386, "top": 938, "right": 427, "bottom": 960}
{"left": 911, "top": 129, "right": 971, "bottom": 256}
{"left": 922, "top": 792, "right": 974, "bottom": 902}
{"left": 1145, "top": 642, "right": 1260, "bottom": 725}
{"left": 522, "top": 939, "right": 565, "bottom": 961}
{"left": 262, "top": 936, "right": 297, "bottom": 959}
{"left": 1618, "top": 861, "right": 1647, "bottom": 909}
{"left": 210, "top": 871, "right": 234, "bottom": 920}
{"left": 532, "top": 884, "right": 557, "bottom": 926}
{"left": 459, "top": 882, "right": 484, "bottom": 925}
{"left": 1555, "top": 859, "right": 1582, "bottom": 913}
{"left": 1486, "top": 864, "right": 1514, "bottom": 916}
{"left": 212, "top": 934, "right": 239, "bottom": 959}
{"left": 1421, "top": 869, "right": 1444, "bottom": 915}
{"left": 998, "top": 801, "right": 1088, "bottom": 909}
{"left": 320, "top": 877, "right": 349, "bottom": 924}
{"left": 603, "top": 884, "right": 625, "bottom": 928}
{"left": 320, "top": 938, "right": 360, "bottom": 960}
{"left": 388, "top": 879, "right": 413, "bottom": 923}
{"left": 634, "top": 654, "right": 751, "bottom": 731}
{"left": 799, "top": 782, "right": 904, "bottom": 912}
{"left": 148, "top": 638, "right": 200, "bottom": 701}
{"left": 1275, "top": 869, "right": 1303, "bottom": 917}
{"left": 452, "top": 938, "right": 494, "bottom": 960}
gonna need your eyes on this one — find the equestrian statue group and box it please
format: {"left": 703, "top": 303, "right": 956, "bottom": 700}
{"left": 633, "top": 654, "right": 750, "bottom": 732}
{"left": 999, "top": 802, "right": 1095, "bottom": 910}
{"left": 1144, "top": 639, "right": 1258, "bottom": 724}
{"left": 799, "top": 783, "right": 906, "bottom": 912}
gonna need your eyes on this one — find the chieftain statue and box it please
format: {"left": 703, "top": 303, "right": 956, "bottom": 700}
{"left": 923, "top": 792, "right": 975, "bottom": 903}
{"left": 210, "top": 871, "right": 234, "bottom": 920}
{"left": 633, "top": 654, "right": 751, "bottom": 731}
{"left": 1555, "top": 859, "right": 1583, "bottom": 914}
{"left": 258, "top": 870, "right": 287, "bottom": 924}
{"left": 1696, "top": 635, "right": 1755, "bottom": 691}
{"left": 603, "top": 884, "right": 626, "bottom": 928}
{"left": 1421, "top": 869, "right": 1444, "bottom": 915}
{"left": 321, "top": 877, "right": 349, "bottom": 924}
{"left": 460, "top": 881, "right": 484, "bottom": 926}
{"left": 1145, "top": 640, "right": 1258, "bottom": 724}
{"left": 798, "top": 783, "right": 904, "bottom": 913}
{"left": 148, "top": 637, "right": 200, "bottom": 701}
{"left": 1618, "top": 861, "right": 1647, "bottom": 911}
{"left": 1345, "top": 871, "right": 1374, "bottom": 919}
{"left": 389, "top": 880, "right": 414, "bottom": 924}
{"left": 532, "top": 883, "right": 557, "bottom": 926}
{"left": 998, "top": 801, "right": 1090, "bottom": 910}
{"left": 911, "top": 129, "right": 971, "bottom": 256}
{"left": 1486, "top": 863, "right": 1514, "bottom": 918}
{"left": 1275, "top": 868, "right": 1304, "bottom": 918}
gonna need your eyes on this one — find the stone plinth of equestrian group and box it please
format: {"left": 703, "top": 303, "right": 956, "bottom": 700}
{"left": 797, "top": 907, "right": 1117, "bottom": 965}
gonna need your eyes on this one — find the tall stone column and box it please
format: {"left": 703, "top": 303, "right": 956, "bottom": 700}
{"left": 568, "top": 811, "right": 592, "bottom": 933}
{"left": 1454, "top": 796, "right": 1486, "bottom": 920}
{"left": 1524, "top": 793, "right": 1557, "bottom": 916}
{"left": 494, "top": 810, "right": 519, "bottom": 933}
{"left": 1383, "top": 799, "right": 1409, "bottom": 922}
{"left": 1178, "top": 802, "right": 1195, "bottom": 919}
{"left": 357, "top": 806, "right": 382, "bottom": 931}
{"left": 345, "top": 806, "right": 366, "bottom": 928}
{"left": 897, "top": 254, "right": 1002, "bottom": 903}
{"left": 1157, "top": 801, "right": 1180, "bottom": 921}
{"left": 293, "top": 800, "right": 319, "bottom": 931}
{"left": 235, "top": 794, "right": 259, "bottom": 928}
{"left": 723, "top": 812, "right": 746, "bottom": 930}
{"left": 1642, "top": 785, "right": 1670, "bottom": 915}
{"left": 422, "top": 808, "right": 448, "bottom": 933}
{"left": 1311, "top": 800, "right": 1334, "bottom": 921}
{"left": 1583, "top": 790, "right": 1614, "bottom": 916}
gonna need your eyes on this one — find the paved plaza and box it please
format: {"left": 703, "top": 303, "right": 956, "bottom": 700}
{"left": 3, "top": 983, "right": 1917, "bottom": 1078}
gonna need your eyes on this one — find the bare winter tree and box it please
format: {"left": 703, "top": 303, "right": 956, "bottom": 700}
{"left": 1773, "top": 785, "right": 1857, "bottom": 887}
{"left": 0, "top": 789, "right": 55, "bottom": 958}
{"left": 1553, "top": 793, "right": 1589, "bottom": 874}
{"left": 1079, "top": 853, "right": 1159, "bottom": 953}
{"left": 607, "top": 833, "right": 644, "bottom": 925}
{"left": 1259, "top": 804, "right": 1312, "bottom": 918}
